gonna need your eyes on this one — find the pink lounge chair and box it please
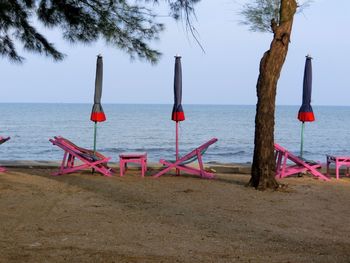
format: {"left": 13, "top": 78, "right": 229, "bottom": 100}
{"left": 49, "top": 136, "right": 112, "bottom": 177}
{"left": 153, "top": 138, "right": 218, "bottom": 179}
{"left": 274, "top": 143, "right": 330, "bottom": 181}
{"left": 0, "top": 136, "right": 10, "bottom": 172}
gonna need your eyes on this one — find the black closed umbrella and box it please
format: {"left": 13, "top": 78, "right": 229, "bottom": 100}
{"left": 90, "top": 54, "right": 106, "bottom": 153}
{"left": 297, "top": 55, "right": 315, "bottom": 157}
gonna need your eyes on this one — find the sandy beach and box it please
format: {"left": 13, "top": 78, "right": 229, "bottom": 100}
{"left": 0, "top": 165, "right": 350, "bottom": 263}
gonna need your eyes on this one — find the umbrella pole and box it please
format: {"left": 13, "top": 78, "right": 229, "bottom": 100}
{"left": 176, "top": 121, "right": 179, "bottom": 176}
{"left": 92, "top": 121, "right": 97, "bottom": 174}
{"left": 93, "top": 121, "right": 97, "bottom": 154}
{"left": 300, "top": 122, "right": 305, "bottom": 158}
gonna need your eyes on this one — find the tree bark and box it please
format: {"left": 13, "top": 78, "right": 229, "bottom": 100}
{"left": 249, "top": 0, "right": 297, "bottom": 190}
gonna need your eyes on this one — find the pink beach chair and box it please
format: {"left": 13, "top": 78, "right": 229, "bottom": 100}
{"left": 0, "top": 136, "right": 10, "bottom": 172}
{"left": 274, "top": 143, "right": 330, "bottom": 181}
{"left": 49, "top": 136, "right": 112, "bottom": 176}
{"left": 153, "top": 138, "right": 218, "bottom": 179}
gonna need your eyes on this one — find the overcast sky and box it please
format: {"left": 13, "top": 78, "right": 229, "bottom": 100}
{"left": 0, "top": 0, "right": 349, "bottom": 105}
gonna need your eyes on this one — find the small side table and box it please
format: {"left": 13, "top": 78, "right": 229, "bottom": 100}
{"left": 326, "top": 155, "right": 350, "bottom": 179}
{"left": 119, "top": 152, "right": 147, "bottom": 177}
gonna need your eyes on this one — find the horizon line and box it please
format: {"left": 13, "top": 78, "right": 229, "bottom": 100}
{"left": 0, "top": 102, "right": 349, "bottom": 107}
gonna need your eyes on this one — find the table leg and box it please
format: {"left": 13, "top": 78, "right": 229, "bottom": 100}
{"left": 141, "top": 158, "right": 145, "bottom": 177}
{"left": 336, "top": 160, "right": 340, "bottom": 180}
{"left": 120, "top": 159, "right": 124, "bottom": 177}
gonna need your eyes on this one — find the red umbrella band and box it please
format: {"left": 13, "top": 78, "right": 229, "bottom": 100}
{"left": 90, "top": 111, "right": 106, "bottom": 122}
{"left": 172, "top": 104, "right": 185, "bottom": 121}
{"left": 172, "top": 111, "right": 185, "bottom": 121}
{"left": 298, "top": 111, "right": 315, "bottom": 122}
{"left": 91, "top": 102, "right": 106, "bottom": 122}
{"left": 298, "top": 102, "right": 314, "bottom": 122}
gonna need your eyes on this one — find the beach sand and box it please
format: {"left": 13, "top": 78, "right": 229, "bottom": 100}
{"left": 0, "top": 166, "right": 350, "bottom": 262}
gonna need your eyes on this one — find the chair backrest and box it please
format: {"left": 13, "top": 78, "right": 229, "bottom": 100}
{"left": 180, "top": 145, "right": 209, "bottom": 165}
{"left": 275, "top": 143, "right": 300, "bottom": 162}
{"left": 274, "top": 143, "right": 287, "bottom": 154}
{"left": 51, "top": 136, "right": 105, "bottom": 161}
{"left": 274, "top": 143, "right": 318, "bottom": 165}
{"left": 179, "top": 138, "right": 218, "bottom": 165}
{"left": 0, "top": 136, "right": 10, "bottom": 145}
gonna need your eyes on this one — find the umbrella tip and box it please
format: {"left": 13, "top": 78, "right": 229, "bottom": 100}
{"left": 97, "top": 54, "right": 103, "bottom": 58}
{"left": 306, "top": 54, "right": 312, "bottom": 59}
{"left": 175, "top": 54, "right": 181, "bottom": 58}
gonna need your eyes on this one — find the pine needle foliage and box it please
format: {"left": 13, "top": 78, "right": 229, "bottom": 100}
{"left": 0, "top": 0, "right": 168, "bottom": 63}
{"left": 240, "top": 0, "right": 281, "bottom": 32}
{"left": 239, "top": 0, "right": 312, "bottom": 33}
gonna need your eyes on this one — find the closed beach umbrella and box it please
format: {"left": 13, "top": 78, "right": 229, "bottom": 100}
{"left": 297, "top": 55, "right": 315, "bottom": 158}
{"left": 90, "top": 54, "right": 106, "bottom": 153}
{"left": 172, "top": 55, "right": 185, "bottom": 172}
{"left": 172, "top": 55, "right": 185, "bottom": 122}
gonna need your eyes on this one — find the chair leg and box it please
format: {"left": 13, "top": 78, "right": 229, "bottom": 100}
{"left": 281, "top": 153, "right": 288, "bottom": 178}
{"left": 196, "top": 149, "right": 205, "bottom": 177}
{"left": 57, "top": 151, "right": 68, "bottom": 175}
{"left": 67, "top": 154, "right": 75, "bottom": 168}
{"left": 153, "top": 163, "right": 175, "bottom": 178}
{"left": 275, "top": 152, "right": 283, "bottom": 178}
{"left": 120, "top": 160, "right": 124, "bottom": 177}
{"left": 326, "top": 157, "right": 330, "bottom": 177}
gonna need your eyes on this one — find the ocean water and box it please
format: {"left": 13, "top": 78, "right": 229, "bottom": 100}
{"left": 0, "top": 103, "right": 349, "bottom": 164}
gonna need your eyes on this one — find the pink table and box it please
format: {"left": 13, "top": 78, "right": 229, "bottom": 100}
{"left": 326, "top": 155, "right": 350, "bottom": 179}
{"left": 119, "top": 152, "right": 147, "bottom": 177}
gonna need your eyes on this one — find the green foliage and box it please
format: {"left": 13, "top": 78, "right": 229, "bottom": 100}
{"left": 239, "top": 0, "right": 312, "bottom": 33}
{"left": 161, "top": 0, "right": 205, "bottom": 52}
{"left": 147, "top": 0, "right": 200, "bottom": 19}
{"left": 0, "top": 1, "right": 64, "bottom": 62}
{"left": 240, "top": 0, "right": 281, "bottom": 32}
{"left": 149, "top": 0, "right": 204, "bottom": 51}
{"left": 164, "top": 0, "right": 201, "bottom": 20}
{"left": 1, "top": 0, "right": 194, "bottom": 63}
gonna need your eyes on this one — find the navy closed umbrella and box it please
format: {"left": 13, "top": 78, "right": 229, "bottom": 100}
{"left": 298, "top": 55, "right": 315, "bottom": 157}
{"left": 90, "top": 54, "right": 106, "bottom": 153}
{"left": 172, "top": 55, "right": 185, "bottom": 173}
{"left": 172, "top": 55, "right": 185, "bottom": 122}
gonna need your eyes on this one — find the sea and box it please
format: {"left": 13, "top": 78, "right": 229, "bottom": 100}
{"left": 0, "top": 103, "right": 349, "bottom": 164}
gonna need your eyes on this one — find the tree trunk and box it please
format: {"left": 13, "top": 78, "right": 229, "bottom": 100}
{"left": 249, "top": 0, "right": 297, "bottom": 190}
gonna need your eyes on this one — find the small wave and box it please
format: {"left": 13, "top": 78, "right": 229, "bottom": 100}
{"left": 35, "top": 149, "right": 54, "bottom": 154}
{"left": 2, "top": 104, "right": 350, "bottom": 163}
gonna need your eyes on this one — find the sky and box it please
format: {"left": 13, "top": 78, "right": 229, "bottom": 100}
{"left": 0, "top": 0, "right": 349, "bottom": 105}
